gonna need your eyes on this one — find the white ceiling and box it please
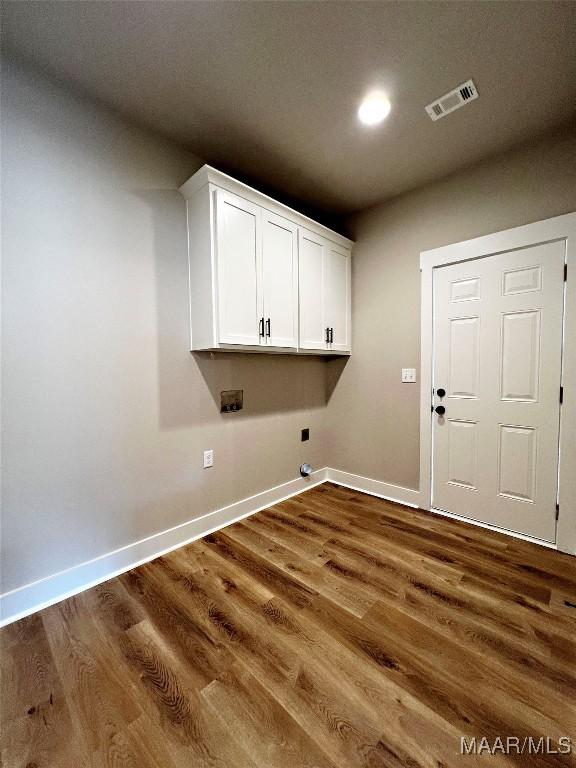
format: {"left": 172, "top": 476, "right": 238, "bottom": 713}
{"left": 2, "top": 1, "right": 576, "bottom": 216}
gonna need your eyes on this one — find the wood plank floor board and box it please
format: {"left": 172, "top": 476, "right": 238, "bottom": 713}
{"left": 221, "top": 523, "right": 378, "bottom": 618}
{"left": 117, "top": 563, "right": 236, "bottom": 692}
{"left": 2, "top": 483, "right": 575, "bottom": 767}
{"left": 189, "top": 540, "right": 471, "bottom": 768}
{"left": 348, "top": 512, "right": 555, "bottom": 604}
{"left": 119, "top": 619, "right": 259, "bottom": 768}
{"left": 145, "top": 552, "right": 306, "bottom": 690}
{"left": 318, "top": 532, "right": 574, "bottom": 672}
{"left": 0, "top": 614, "right": 89, "bottom": 768}
{"left": 321, "top": 485, "right": 576, "bottom": 595}
{"left": 364, "top": 600, "right": 569, "bottom": 739}
{"left": 304, "top": 590, "right": 538, "bottom": 746}
{"left": 201, "top": 663, "right": 340, "bottom": 768}
{"left": 154, "top": 548, "right": 396, "bottom": 767}
{"left": 242, "top": 511, "right": 333, "bottom": 565}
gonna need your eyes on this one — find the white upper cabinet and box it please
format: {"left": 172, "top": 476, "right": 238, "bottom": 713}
{"left": 215, "top": 189, "right": 262, "bottom": 346}
{"left": 180, "top": 165, "right": 353, "bottom": 355}
{"left": 298, "top": 229, "right": 351, "bottom": 353}
{"left": 299, "top": 229, "right": 326, "bottom": 350}
{"left": 324, "top": 241, "right": 351, "bottom": 353}
{"left": 261, "top": 211, "right": 298, "bottom": 349}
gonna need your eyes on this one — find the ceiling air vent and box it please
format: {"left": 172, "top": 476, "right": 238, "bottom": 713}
{"left": 425, "top": 79, "right": 478, "bottom": 121}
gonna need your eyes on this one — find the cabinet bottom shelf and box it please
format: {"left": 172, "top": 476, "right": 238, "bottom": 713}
{"left": 190, "top": 344, "right": 350, "bottom": 356}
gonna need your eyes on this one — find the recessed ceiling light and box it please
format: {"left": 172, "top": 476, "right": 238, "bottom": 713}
{"left": 358, "top": 93, "right": 391, "bottom": 126}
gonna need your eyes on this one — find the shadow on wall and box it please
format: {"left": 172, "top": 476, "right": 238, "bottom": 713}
{"left": 194, "top": 351, "right": 329, "bottom": 418}
{"left": 139, "top": 189, "right": 334, "bottom": 428}
{"left": 325, "top": 356, "right": 348, "bottom": 402}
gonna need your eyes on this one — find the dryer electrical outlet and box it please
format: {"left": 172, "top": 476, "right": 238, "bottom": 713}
{"left": 402, "top": 368, "right": 417, "bottom": 383}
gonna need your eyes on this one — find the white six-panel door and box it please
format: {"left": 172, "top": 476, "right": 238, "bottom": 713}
{"left": 262, "top": 212, "right": 298, "bottom": 348}
{"left": 215, "top": 189, "right": 262, "bottom": 345}
{"left": 432, "top": 241, "right": 565, "bottom": 541}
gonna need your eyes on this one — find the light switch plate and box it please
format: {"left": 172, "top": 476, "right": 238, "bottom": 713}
{"left": 402, "top": 368, "right": 417, "bottom": 383}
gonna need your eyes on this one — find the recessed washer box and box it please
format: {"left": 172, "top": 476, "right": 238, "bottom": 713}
{"left": 221, "top": 390, "right": 243, "bottom": 413}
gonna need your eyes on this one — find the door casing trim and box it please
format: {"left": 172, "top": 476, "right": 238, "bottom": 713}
{"left": 419, "top": 212, "right": 576, "bottom": 555}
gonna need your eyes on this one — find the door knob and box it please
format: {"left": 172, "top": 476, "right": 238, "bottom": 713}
{"left": 435, "top": 405, "right": 446, "bottom": 415}
{"left": 436, "top": 388, "right": 446, "bottom": 398}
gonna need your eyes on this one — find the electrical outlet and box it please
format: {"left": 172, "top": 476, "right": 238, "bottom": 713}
{"left": 301, "top": 428, "right": 310, "bottom": 442}
{"left": 203, "top": 449, "right": 214, "bottom": 468}
{"left": 402, "top": 368, "right": 417, "bottom": 383}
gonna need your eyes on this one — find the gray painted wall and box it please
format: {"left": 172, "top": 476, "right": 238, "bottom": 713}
{"left": 326, "top": 126, "right": 576, "bottom": 491}
{"left": 1, "top": 60, "right": 328, "bottom": 593}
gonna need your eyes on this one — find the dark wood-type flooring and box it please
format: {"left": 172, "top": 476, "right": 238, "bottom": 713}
{"left": 2, "top": 483, "right": 575, "bottom": 767}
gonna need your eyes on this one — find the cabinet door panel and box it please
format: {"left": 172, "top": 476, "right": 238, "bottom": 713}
{"left": 215, "top": 190, "right": 262, "bottom": 345}
{"left": 299, "top": 230, "right": 326, "bottom": 349}
{"left": 325, "top": 243, "right": 351, "bottom": 352}
{"left": 262, "top": 213, "right": 298, "bottom": 348}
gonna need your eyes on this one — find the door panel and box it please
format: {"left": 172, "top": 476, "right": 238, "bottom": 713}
{"left": 299, "top": 230, "right": 326, "bottom": 349}
{"left": 447, "top": 419, "right": 478, "bottom": 489}
{"left": 500, "top": 310, "right": 540, "bottom": 401}
{"left": 450, "top": 276, "right": 481, "bottom": 302}
{"left": 502, "top": 265, "right": 541, "bottom": 295}
{"left": 498, "top": 425, "right": 536, "bottom": 502}
{"left": 432, "top": 240, "right": 565, "bottom": 541}
{"left": 324, "top": 244, "right": 351, "bottom": 352}
{"left": 215, "top": 190, "right": 261, "bottom": 345}
{"left": 448, "top": 316, "right": 480, "bottom": 398}
{"left": 262, "top": 212, "right": 298, "bottom": 348}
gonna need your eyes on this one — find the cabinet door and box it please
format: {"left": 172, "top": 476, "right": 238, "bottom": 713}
{"left": 324, "top": 242, "right": 351, "bottom": 353}
{"left": 299, "top": 229, "right": 327, "bottom": 349}
{"left": 262, "top": 211, "right": 298, "bottom": 348}
{"left": 215, "top": 189, "right": 262, "bottom": 346}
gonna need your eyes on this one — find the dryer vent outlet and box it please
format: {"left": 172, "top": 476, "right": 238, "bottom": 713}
{"left": 300, "top": 463, "right": 312, "bottom": 477}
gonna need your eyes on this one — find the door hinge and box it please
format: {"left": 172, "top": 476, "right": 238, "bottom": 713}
{"left": 560, "top": 386, "right": 564, "bottom": 404}
{"left": 556, "top": 503, "right": 560, "bottom": 520}
{"left": 564, "top": 263, "right": 568, "bottom": 281}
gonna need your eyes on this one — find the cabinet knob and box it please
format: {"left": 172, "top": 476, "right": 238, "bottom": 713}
{"left": 436, "top": 388, "right": 446, "bottom": 398}
{"left": 435, "top": 405, "right": 446, "bottom": 415}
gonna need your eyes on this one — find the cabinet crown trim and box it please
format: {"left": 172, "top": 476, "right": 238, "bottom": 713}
{"left": 179, "top": 165, "right": 353, "bottom": 249}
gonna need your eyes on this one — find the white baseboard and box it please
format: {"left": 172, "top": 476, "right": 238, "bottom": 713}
{"left": 326, "top": 468, "right": 421, "bottom": 508}
{"left": 0, "top": 468, "right": 329, "bottom": 628}
{"left": 7, "top": 464, "right": 559, "bottom": 628}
